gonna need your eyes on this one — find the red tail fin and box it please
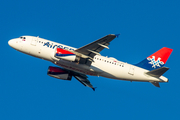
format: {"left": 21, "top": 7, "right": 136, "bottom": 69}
{"left": 136, "top": 47, "right": 173, "bottom": 70}
{"left": 148, "top": 47, "right": 173, "bottom": 64}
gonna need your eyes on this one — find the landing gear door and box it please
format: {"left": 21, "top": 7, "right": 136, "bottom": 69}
{"left": 128, "top": 65, "right": 135, "bottom": 75}
{"left": 31, "top": 37, "right": 38, "bottom": 46}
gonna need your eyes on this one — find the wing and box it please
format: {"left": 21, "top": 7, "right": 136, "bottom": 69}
{"left": 74, "top": 75, "right": 96, "bottom": 91}
{"left": 75, "top": 34, "right": 119, "bottom": 66}
{"left": 70, "top": 71, "right": 96, "bottom": 91}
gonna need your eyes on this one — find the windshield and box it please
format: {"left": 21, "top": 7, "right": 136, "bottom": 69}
{"left": 19, "top": 36, "right": 26, "bottom": 39}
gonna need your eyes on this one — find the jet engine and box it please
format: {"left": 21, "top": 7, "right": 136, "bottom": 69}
{"left": 54, "top": 48, "right": 80, "bottom": 62}
{"left": 47, "top": 66, "right": 72, "bottom": 80}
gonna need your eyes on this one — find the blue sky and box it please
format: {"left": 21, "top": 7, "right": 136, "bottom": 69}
{"left": 1, "top": 0, "right": 180, "bottom": 119}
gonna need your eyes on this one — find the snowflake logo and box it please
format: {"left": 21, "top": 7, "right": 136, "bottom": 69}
{"left": 147, "top": 56, "right": 164, "bottom": 68}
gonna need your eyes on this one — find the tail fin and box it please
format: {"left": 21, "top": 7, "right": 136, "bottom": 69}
{"left": 136, "top": 47, "right": 173, "bottom": 70}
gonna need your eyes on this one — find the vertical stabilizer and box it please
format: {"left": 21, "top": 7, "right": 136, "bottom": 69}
{"left": 136, "top": 47, "right": 173, "bottom": 70}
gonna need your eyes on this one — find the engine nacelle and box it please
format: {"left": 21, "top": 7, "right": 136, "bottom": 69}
{"left": 47, "top": 66, "right": 72, "bottom": 80}
{"left": 55, "top": 48, "right": 77, "bottom": 61}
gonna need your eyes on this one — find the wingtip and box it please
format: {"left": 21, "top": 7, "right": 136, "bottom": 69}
{"left": 115, "top": 34, "right": 120, "bottom": 38}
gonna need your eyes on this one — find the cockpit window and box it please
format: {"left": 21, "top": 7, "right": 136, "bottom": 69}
{"left": 19, "top": 36, "right": 26, "bottom": 39}
{"left": 19, "top": 36, "right": 26, "bottom": 41}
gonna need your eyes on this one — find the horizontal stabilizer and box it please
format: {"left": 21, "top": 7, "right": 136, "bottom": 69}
{"left": 146, "top": 67, "right": 169, "bottom": 78}
{"left": 150, "top": 81, "right": 160, "bottom": 87}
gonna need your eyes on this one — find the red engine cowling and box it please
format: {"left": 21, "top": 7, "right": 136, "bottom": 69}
{"left": 47, "top": 66, "right": 72, "bottom": 80}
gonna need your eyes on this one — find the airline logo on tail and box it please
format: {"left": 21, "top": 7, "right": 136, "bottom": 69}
{"left": 136, "top": 47, "right": 173, "bottom": 70}
{"left": 147, "top": 56, "right": 164, "bottom": 68}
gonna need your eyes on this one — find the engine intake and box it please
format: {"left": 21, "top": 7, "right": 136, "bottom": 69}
{"left": 47, "top": 66, "right": 72, "bottom": 80}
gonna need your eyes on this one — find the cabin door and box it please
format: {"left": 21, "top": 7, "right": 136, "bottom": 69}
{"left": 31, "top": 37, "right": 38, "bottom": 46}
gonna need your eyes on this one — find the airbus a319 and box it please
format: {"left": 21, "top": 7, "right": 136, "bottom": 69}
{"left": 8, "top": 34, "right": 173, "bottom": 90}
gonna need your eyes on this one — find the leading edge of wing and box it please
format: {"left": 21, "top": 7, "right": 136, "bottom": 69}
{"left": 74, "top": 34, "right": 119, "bottom": 66}
{"left": 75, "top": 34, "right": 119, "bottom": 56}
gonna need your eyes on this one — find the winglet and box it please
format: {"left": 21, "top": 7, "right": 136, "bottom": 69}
{"left": 115, "top": 34, "right": 120, "bottom": 38}
{"left": 92, "top": 87, "right": 97, "bottom": 91}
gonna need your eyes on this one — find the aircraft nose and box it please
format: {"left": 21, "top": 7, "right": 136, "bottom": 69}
{"left": 8, "top": 39, "right": 14, "bottom": 47}
{"left": 8, "top": 39, "right": 18, "bottom": 49}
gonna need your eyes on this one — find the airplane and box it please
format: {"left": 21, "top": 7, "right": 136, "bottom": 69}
{"left": 8, "top": 34, "right": 173, "bottom": 91}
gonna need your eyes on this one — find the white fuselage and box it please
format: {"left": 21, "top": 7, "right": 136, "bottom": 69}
{"left": 8, "top": 36, "right": 168, "bottom": 83}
